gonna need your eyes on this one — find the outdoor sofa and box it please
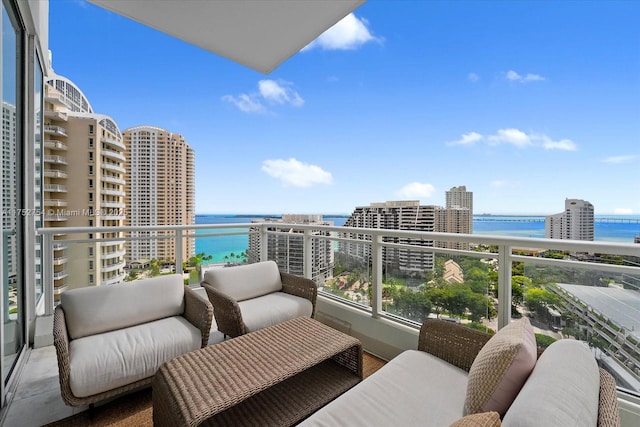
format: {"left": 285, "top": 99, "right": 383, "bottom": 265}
{"left": 53, "top": 274, "right": 213, "bottom": 407}
{"left": 300, "top": 317, "right": 620, "bottom": 427}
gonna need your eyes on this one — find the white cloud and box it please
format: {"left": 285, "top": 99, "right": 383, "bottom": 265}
{"left": 447, "top": 132, "right": 483, "bottom": 146}
{"left": 303, "top": 13, "right": 380, "bottom": 51}
{"left": 222, "top": 80, "right": 303, "bottom": 113}
{"left": 449, "top": 129, "right": 578, "bottom": 151}
{"left": 488, "top": 128, "right": 532, "bottom": 148}
{"left": 221, "top": 94, "right": 265, "bottom": 113}
{"left": 505, "top": 69, "right": 545, "bottom": 83}
{"left": 491, "top": 180, "right": 510, "bottom": 188}
{"left": 614, "top": 208, "right": 633, "bottom": 215}
{"left": 258, "top": 80, "right": 304, "bottom": 107}
{"left": 262, "top": 158, "right": 333, "bottom": 187}
{"left": 468, "top": 73, "right": 480, "bottom": 82}
{"left": 396, "top": 182, "right": 435, "bottom": 199}
{"left": 541, "top": 137, "right": 577, "bottom": 151}
{"left": 603, "top": 155, "right": 637, "bottom": 164}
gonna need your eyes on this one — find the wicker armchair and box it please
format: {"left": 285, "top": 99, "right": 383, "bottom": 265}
{"left": 201, "top": 261, "right": 317, "bottom": 338}
{"left": 418, "top": 319, "right": 621, "bottom": 427}
{"left": 53, "top": 276, "right": 212, "bottom": 407}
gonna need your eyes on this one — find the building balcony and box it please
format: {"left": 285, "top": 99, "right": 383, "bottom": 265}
{"left": 43, "top": 184, "right": 67, "bottom": 193}
{"left": 44, "top": 125, "right": 67, "bottom": 137}
{"left": 101, "top": 248, "right": 126, "bottom": 260}
{"left": 101, "top": 175, "right": 126, "bottom": 185}
{"left": 44, "top": 110, "right": 68, "bottom": 121}
{"left": 44, "top": 199, "right": 67, "bottom": 207}
{"left": 101, "top": 260, "right": 126, "bottom": 273}
{"left": 43, "top": 155, "right": 68, "bottom": 165}
{"left": 102, "top": 148, "right": 126, "bottom": 161}
{"left": 101, "top": 202, "right": 126, "bottom": 210}
{"left": 100, "top": 135, "right": 126, "bottom": 151}
{"left": 44, "top": 214, "right": 69, "bottom": 222}
{"left": 44, "top": 140, "right": 68, "bottom": 151}
{"left": 43, "top": 169, "right": 68, "bottom": 179}
{"left": 101, "top": 188, "right": 126, "bottom": 197}
{"left": 101, "top": 272, "right": 127, "bottom": 286}
{"left": 101, "top": 162, "right": 126, "bottom": 174}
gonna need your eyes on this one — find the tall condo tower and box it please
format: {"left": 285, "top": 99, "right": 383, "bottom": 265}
{"left": 123, "top": 126, "right": 195, "bottom": 265}
{"left": 247, "top": 214, "right": 335, "bottom": 284}
{"left": 545, "top": 198, "right": 595, "bottom": 241}
{"left": 44, "top": 75, "right": 128, "bottom": 294}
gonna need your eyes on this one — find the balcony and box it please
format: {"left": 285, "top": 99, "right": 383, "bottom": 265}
{"left": 43, "top": 184, "right": 67, "bottom": 193}
{"left": 101, "top": 201, "right": 125, "bottom": 209}
{"left": 102, "top": 148, "right": 126, "bottom": 161}
{"left": 43, "top": 155, "right": 68, "bottom": 165}
{"left": 6, "top": 222, "right": 638, "bottom": 425}
{"left": 101, "top": 260, "right": 126, "bottom": 273}
{"left": 101, "top": 248, "right": 126, "bottom": 259}
{"left": 100, "top": 135, "right": 126, "bottom": 151}
{"left": 44, "top": 139, "right": 68, "bottom": 151}
{"left": 101, "top": 271, "right": 127, "bottom": 285}
{"left": 101, "top": 162, "right": 126, "bottom": 174}
{"left": 101, "top": 175, "right": 126, "bottom": 185}
{"left": 44, "top": 199, "right": 68, "bottom": 207}
{"left": 101, "top": 188, "right": 126, "bottom": 197}
{"left": 43, "top": 125, "right": 68, "bottom": 137}
{"left": 44, "top": 109, "right": 68, "bottom": 121}
{"left": 43, "top": 169, "right": 68, "bottom": 179}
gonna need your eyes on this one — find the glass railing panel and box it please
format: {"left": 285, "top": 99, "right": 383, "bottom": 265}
{"left": 379, "top": 250, "right": 494, "bottom": 331}
{"left": 520, "top": 257, "right": 640, "bottom": 397}
{"left": 323, "top": 240, "right": 372, "bottom": 308}
{"left": 193, "top": 227, "right": 250, "bottom": 285}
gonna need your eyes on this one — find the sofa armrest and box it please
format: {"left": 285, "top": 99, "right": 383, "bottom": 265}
{"left": 201, "top": 282, "right": 247, "bottom": 338}
{"left": 418, "top": 319, "right": 491, "bottom": 372}
{"left": 598, "top": 368, "right": 621, "bottom": 427}
{"left": 183, "top": 286, "right": 214, "bottom": 347}
{"left": 280, "top": 272, "right": 318, "bottom": 318}
{"left": 53, "top": 305, "right": 81, "bottom": 406}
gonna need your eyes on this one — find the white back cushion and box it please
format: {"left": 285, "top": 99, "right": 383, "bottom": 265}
{"left": 61, "top": 274, "right": 185, "bottom": 340}
{"left": 203, "top": 260, "right": 282, "bottom": 301}
{"left": 502, "top": 339, "right": 600, "bottom": 427}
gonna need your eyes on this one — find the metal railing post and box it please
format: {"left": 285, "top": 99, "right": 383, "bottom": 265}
{"left": 497, "top": 244, "right": 512, "bottom": 329}
{"left": 260, "top": 225, "right": 268, "bottom": 262}
{"left": 371, "top": 234, "right": 383, "bottom": 318}
{"left": 175, "top": 229, "right": 183, "bottom": 275}
{"left": 43, "top": 234, "right": 54, "bottom": 316}
{"left": 304, "top": 229, "right": 313, "bottom": 280}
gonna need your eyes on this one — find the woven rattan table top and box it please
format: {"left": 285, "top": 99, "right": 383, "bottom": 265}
{"left": 153, "top": 316, "right": 362, "bottom": 426}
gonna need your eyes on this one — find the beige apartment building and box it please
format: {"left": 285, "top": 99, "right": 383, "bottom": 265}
{"left": 123, "top": 126, "right": 195, "bottom": 265}
{"left": 340, "top": 186, "right": 473, "bottom": 273}
{"left": 44, "top": 76, "right": 127, "bottom": 295}
{"left": 247, "top": 214, "right": 335, "bottom": 284}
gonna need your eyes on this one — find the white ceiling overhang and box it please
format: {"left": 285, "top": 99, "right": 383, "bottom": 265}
{"left": 88, "top": 0, "right": 367, "bottom": 74}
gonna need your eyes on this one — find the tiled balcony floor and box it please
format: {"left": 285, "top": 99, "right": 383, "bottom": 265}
{"left": 1, "top": 345, "right": 82, "bottom": 427}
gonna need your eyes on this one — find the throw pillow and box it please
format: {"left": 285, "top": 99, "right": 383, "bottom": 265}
{"left": 464, "top": 317, "right": 537, "bottom": 416}
{"left": 450, "top": 412, "right": 501, "bottom": 427}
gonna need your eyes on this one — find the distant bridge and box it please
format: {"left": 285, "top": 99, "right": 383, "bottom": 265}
{"left": 473, "top": 217, "right": 640, "bottom": 224}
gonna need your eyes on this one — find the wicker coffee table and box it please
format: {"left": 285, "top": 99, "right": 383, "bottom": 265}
{"left": 152, "top": 316, "right": 363, "bottom": 427}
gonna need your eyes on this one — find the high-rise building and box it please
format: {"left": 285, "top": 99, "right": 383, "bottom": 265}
{"left": 340, "top": 187, "right": 474, "bottom": 272}
{"left": 545, "top": 198, "right": 595, "bottom": 241}
{"left": 44, "top": 75, "right": 127, "bottom": 293}
{"left": 123, "top": 126, "right": 195, "bottom": 264}
{"left": 247, "top": 214, "right": 334, "bottom": 284}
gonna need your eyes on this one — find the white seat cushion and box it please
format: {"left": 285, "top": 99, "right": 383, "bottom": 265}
{"left": 299, "top": 350, "right": 469, "bottom": 427}
{"left": 238, "top": 291, "right": 313, "bottom": 332}
{"left": 68, "top": 316, "right": 201, "bottom": 398}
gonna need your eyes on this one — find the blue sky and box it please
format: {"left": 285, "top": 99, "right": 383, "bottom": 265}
{"left": 49, "top": 1, "right": 640, "bottom": 215}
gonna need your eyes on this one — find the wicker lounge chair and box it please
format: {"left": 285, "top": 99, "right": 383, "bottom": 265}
{"left": 201, "top": 260, "right": 317, "bottom": 338}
